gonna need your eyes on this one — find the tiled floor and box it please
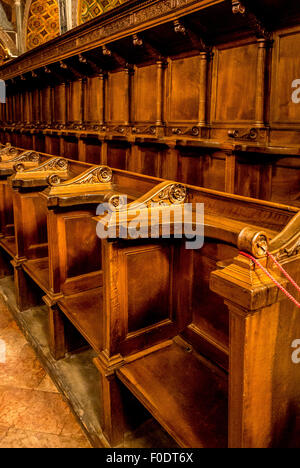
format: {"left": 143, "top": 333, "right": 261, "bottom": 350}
{"left": 0, "top": 298, "right": 91, "bottom": 448}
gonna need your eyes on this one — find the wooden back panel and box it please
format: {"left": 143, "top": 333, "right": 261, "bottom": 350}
{"left": 0, "top": 0, "right": 299, "bottom": 207}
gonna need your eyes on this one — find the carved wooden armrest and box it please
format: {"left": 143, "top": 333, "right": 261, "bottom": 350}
{"left": 0, "top": 150, "right": 40, "bottom": 168}
{"left": 0, "top": 151, "right": 41, "bottom": 177}
{"left": 10, "top": 157, "right": 69, "bottom": 188}
{"left": 39, "top": 165, "right": 126, "bottom": 208}
{"left": 44, "top": 165, "right": 113, "bottom": 195}
{"left": 94, "top": 181, "right": 190, "bottom": 239}
{"left": 210, "top": 211, "right": 300, "bottom": 311}
{"left": 268, "top": 212, "right": 300, "bottom": 261}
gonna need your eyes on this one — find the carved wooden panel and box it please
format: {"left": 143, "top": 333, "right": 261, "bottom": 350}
{"left": 54, "top": 83, "right": 67, "bottom": 126}
{"left": 134, "top": 64, "right": 157, "bottom": 123}
{"left": 107, "top": 70, "right": 127, "bottom": 124}
{"left": 235, "top": 154, "right": 273, "bottom": 200}
{"left": 45, "top": 135, "right": 60, "bottom": 156}
{"left": 41, "top": 87, "right": 52, "bottom": 125}
{"left": 34, "top": 134, "right": 45, "bottom": 153}
{"left": 1, "top": 185, "right": 14, "bottom": 238}
{"left": 63, "top": 136, "right": 79, "bottom": 160}
{"left": 271, "top": 157, "right": 300, "bottom": 204}
{"left": 65, "top": 214, "right": 101, "bottom": 279}
{"left": 177, "top": 149, "right": 226, "bottom": 191}
{"left": 84, "top": 138, "right": 102, "bottom": 165}
{"left": 167, "top": 55, "right": 200, "bottom": 124}
{"left": 106, "top": 142, "right": 128, "bottom": 169}
{"left": 124, "top": 245, "right": 173, "bottom": 333}
{"left": 127, "top": 145, "right": 161, "bottom": 177}
{"left": 212, "top": 41, "right": 258, "bottom": 123}
{"left": 68, "top": 80, "right": 83, "bottom": 125}
{"left": 85, "top": 76, "right": 104, "bottom": 127}
{"left": 270, "top": 27, "right": 300, "bottom": 126}
{"left": 16, "top": 193, "right": 48, "bottom": 259}
{"left": 19, "top": 134, "right": 33, "bottom": 150}
{"left": 32, "top": 89, "right": 40, "bottom": 125}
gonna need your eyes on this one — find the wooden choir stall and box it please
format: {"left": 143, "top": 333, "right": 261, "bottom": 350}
{"left": 0, "top": 0, "right": 299, "bottom": 449}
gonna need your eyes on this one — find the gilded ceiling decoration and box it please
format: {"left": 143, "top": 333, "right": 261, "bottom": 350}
{"left": 79, "top": 0, "right": 128, "bottom": 24}
{"left": 26, "top": 0, "right": 60, "bottom": 50}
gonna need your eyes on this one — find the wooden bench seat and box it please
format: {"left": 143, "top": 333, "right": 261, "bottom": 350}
{"left": 117, "top": 339, "right": 228, "bottom": 449}
{"left": 58, "top": 287, "right": 103, "bottom": 353}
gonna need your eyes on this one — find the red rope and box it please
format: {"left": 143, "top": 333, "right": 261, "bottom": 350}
{"left": 266, "top": 251, "right": 300, "bottom": 294}
{"left": 239, "top": 251, "right": 300, "bottom": 309}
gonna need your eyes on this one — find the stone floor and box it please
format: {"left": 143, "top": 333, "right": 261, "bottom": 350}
{"left": 0, "top": 298, "right": 91, "bottom": 448}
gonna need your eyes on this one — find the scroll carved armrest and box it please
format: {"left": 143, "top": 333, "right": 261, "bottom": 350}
{"left": 269, "top": 212, "right": 300, "bottom": 261}
{"left": 0, "top": 150, "right": 40, "bottom": 169}
{"left": 11, "top": 157, "right": 69, "bottom": 187}
{"left": 43, "top": 165, "right": 113, "bottom": 196}
{"left": 95, "top": 182, "right": 191, "bottom": 240}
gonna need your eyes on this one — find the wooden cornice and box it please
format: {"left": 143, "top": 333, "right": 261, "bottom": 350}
{"left": 0, "top": 0, "right": 223, "bottom": 80}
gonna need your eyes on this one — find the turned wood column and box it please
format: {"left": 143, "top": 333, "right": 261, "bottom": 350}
{"left": 62, "top": 82, "right": 67, "bottom": 127}
{"left": 24, "top": 90, "right": 30, "bottom": 125}
{"left": 255, "top": 39, "right": 271, "bottom": 128}
{"left": 34, "top": 88, "right": 40, "bottom": 126}
{"left": 39, "top": 88, "right": 43, "bottom": 126}
{"left": 99, "top": 72, "right": 106, "bottom": 126}
{"left": 64, "top": 81, "right": 69, "bottom": 127}
{"left": 6, "top": 93, "right": 11, "bottom": 124}
{"left": 51, "top": 85, "right": 55, "bottom": 127}
{"left": 198, "top": 51, "right": 210, "bottom": 127}
{"left": 124, "top": 66, "right": 134, "bottom": 126}
{"left": 80, "top": 78, "right": 85, "bottom": 126}
{"left": 12, "top": 93, "right": 16, "bottom": 124}
{"left": 18, "top": 93, "right": 23, "bottom": 124}
{"left": 156, "top": 60, "right": 167, "bottom": 126}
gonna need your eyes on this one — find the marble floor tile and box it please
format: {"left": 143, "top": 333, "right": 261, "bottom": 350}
{"left": 0, "top": 322, "right": 28, "bottom": 359}
{"left": 0, "top": 386, "right": 81, "bottom": 435}
{"left": 60, "top": 410, "right": 87, "bottom": 437}
{"left": 37, "top": 374, "right": 59, "bottom": 394}
{"left": 0, "top": 427, "right": 91, "bottom": 448}
{"left": 0, "top": 344, "right": 46, "bottom": 390}
{"left": 0, "top": 298, "right": 91, "bottom": 448}
{"left": 0, "top": 425, "right": 9, "bottom": 441}
{"left": 0, "top": 303, "right": 13, "bottom": 329}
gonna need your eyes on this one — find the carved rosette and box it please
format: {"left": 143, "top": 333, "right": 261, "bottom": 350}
{"left": 148, "top": 183, "right": 188, "bottom": 207}
{"left": 97, "top": 166, "right": 113, "bottom": 183}
{"left": 107, "top": 194, "right": 128, "bottom": 209}
{"left": 47, "top": 174, "right": 62, "bottom": 186}
{"left": 77, "top": 167, "right": 112, "bottom": 185}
